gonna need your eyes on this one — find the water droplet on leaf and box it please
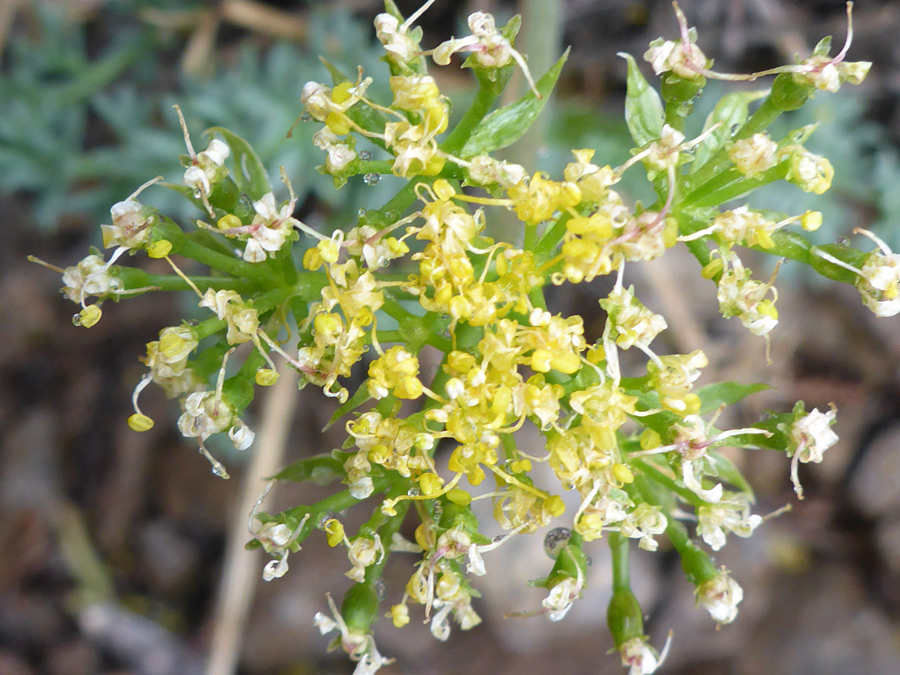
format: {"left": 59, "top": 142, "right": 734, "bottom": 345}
{"left": 363, "top": 173, "right": 381, "bottom": 185}
{"left": 358, "top": 150, "right": 372, "bottom": 160}
{"left": 543, "top": 527, "right": 571, "bottom": 559}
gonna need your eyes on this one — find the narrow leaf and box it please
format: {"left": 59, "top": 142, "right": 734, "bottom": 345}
{"left": 206, "top": 126, "right": 271, "bottom": 200}
{"left": 459, "top": 48, "right": 570, "bottom": 157}
{"left": 698, "top": 381, "right": 770, "bottom": 414}
{"left": 618, "top": 52, "right": 663, "bottom": 148}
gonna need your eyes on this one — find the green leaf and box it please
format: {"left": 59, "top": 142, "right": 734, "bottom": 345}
{"left": 697, "top": 381, "right": 770, "bottom": 414}
{"left": 691, "top": 90, "right": 767, "bottom": 173}
{"left": 206, "top": 126, "right": 271, "bottom": 200}
{"left": 270, "top": 455, "right": 344, "bottom": 483}
{"left": 319, "top": 55, "right": 352, "bottom": 86}
{"left": 709, "top": 452, "right": 755, "bottom": 501}
{"left": 458, "top": 48, "right": 570, "bottom": 157}
{"left": 619, "top": 52, "right": 663, "bottom": 148}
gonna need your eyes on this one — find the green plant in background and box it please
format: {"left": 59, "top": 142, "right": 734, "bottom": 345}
{"left": 1, "top": 2, "right": 387, "bottom": 228}
{"left": 36, "top": 1, "right": 893, "bottom": 672}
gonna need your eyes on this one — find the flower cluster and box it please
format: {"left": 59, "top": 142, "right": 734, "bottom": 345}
{"left": 38, "top": 2, "right": 884, "bottom": 673}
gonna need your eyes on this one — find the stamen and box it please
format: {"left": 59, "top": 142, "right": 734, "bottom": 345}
{"left": 173, "top": 104, "right": 196, "bottom": 160}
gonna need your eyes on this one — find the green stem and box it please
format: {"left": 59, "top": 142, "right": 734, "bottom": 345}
{"left": 114, "top": 269, "right": 250, "bottom": 293}
{"left": 665, "top": 518, "right": 718, "bottom": 585}
{"left": 440, "top": 66, "right": 512, "bottom": 157}
{"left": 289, "top": 474, "right": 396, "bottom": 544}
{"left": 177, "top": 239, "right": 278, "bottom": 285}
{"left": 609, "top": 532, "right": 630, "bottom": 591}
{"left": 534, "top": 212, "right": 570, "bottom": 262}
{"left": 353, "top": 160, "right": 394, "bottom": 176}
{"left": 685, "top": 163, "right": 787, "bottom": 209}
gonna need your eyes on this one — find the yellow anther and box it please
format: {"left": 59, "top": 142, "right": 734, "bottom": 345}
{"left": 446, "top": 488, "right": 472, "bottom": 506}
{"left": 317, "top": 238, "right": 340, "bottom": 264}
{"left": 325, "top": 111, "right": 351, "bottom": 136}
{"left": 127, "top": 413, "right": 154, "bottom": 432}
{"left": 639, "top": 428, "right": 661, "bottom": 450}
{"left": 302, "top": 247, "right": 323, "bottom": 271}
{"left": 147, "top": 240, "right": 172, "bottom": 258}
{"left": 509, "top": 459, "right": 532, "bottom": 474}
{"left": 331, "top": 81, "right": 354, "bottom": 104}
{"left": 550, "top": 351, "right": 581, "bottom": 375}
{"left": 75, "top": 304, "right": 102, "bottom": 328}
{"left": 389, "top": 603, "right": 410, "bottom": 628}
{"left": 418, "top": 472, "right": 443, "bottom": 496}
{"left": 433, "top": 179, "right": 455, "bottom": 201}
{"left": 324, "top": 519, "right": 345, "bottom": 547}
{"left": 545, "top": 495, "right": 566, "bottom": 517}
{"left": 801, "top": 210, "right": 823, "bottom": 232}
{"left": 255, "top": 368, "right": 279, "bottom": 386}
{"left": 701, "top": 258, "right": 724, "bottom": 279}
{"left": 395, "top": 376, "right": 424, "bottom": 400}
{"left": 158, "top": 332, "right": 186, "bottom": 358}
{"left": 414, "top": 523, "right": 431, "bottom": 550}
{"left": 612, "top": 463, "right": 635, "bottom": 484}
{"left": 368, "top": 444, "right": 390, "bottom": 464}
{"left": 217, "top": 214, "right": 242, "bottom": 230}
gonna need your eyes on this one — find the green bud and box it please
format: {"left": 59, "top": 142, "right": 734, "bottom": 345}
{"left": 341, "top": 582, "right": 379, "bottom": 634}
{"left": 661, "top": 73, "right": 705, "bottom": 104}
{"left": 771, "top": 72, "right": 812, "bottom": 112}
{"left": 607, "top": 588, "right": 645, "bottom": 648}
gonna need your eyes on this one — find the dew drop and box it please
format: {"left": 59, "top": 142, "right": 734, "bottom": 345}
{"left": 407, "top": 486, "right": 420, "bottom": 497}
{"left": 199, "top": 446, "right": 230, "bottom": 480}
{"left": 358, "top": 208, "right": 368, "bottom": 218}
{"left": 837, "top": 236, "right": 850, "bottom": 246}
{"left": 300, "top": 111, "right": 313, "bottom": 122}
{"left": 374, "top": 579, "right": 388, "bottom": 601}
{"left": 358, "top": 150, "right": 372, "bottom": 160}
{"left": 193, "top": 190, "right": 203, "bottom": 200}
{"left": 543, "top": 527, "right": 572, "bottom": 560}
{"left": 311, "top": 465, "right": 335, "bottom": 486}
{"left": 363, "top": 172, "right": 381, "bottom": 186}
{"left": 71, "top": 313, "right": 83, "bottom": 327}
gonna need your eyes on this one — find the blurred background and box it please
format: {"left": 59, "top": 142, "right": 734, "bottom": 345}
{"left": 3, "top": 0, "right": 900, "bottom": 673}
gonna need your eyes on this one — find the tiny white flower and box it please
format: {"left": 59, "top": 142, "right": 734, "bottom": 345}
{"left": 696, "top": 569, "right": 743, "bottom": 625}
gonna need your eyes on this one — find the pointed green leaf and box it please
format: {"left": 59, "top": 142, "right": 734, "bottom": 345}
{"left": 206, "top": 126, "right": 271, "bottom": 200}
{"left": 319, "top": 55, "right": 351, "bottom": 86}
{"left": 698, "top": 381, "right": 770, "bottom": 414}
{"left": 619, "top": 52, "right": 663, "bottom": 148}
{"left": 458, "top": 48, "right": 569, "bottom": 157}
